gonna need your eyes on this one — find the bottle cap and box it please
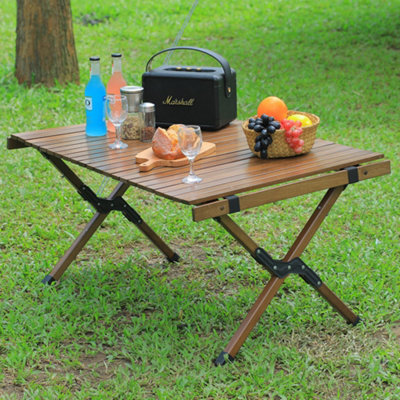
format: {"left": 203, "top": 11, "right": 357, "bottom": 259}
{"left": 120, "top": 86, "right": 144, "bottom": 112}
{"left": 112, "top": 53, "right": 122, "bottom": 58}
{"left": 89, "top": 56, "right": 100, "bottom": 61}
{"left": 140, "top": 102, "right": 155, "bottom": 113}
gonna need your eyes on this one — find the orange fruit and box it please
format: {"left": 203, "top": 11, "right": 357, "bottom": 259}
{"left": 257, "top": 96, "right": 288, "bottom": 122}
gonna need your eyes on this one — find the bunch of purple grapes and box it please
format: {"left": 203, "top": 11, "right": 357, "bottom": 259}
{"left": 247, "top": 114, "right": 281, "bottom": 159}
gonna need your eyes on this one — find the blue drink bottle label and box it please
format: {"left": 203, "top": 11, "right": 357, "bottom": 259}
{"left": 85, "top": 97, "right": 93, "bottom": 111}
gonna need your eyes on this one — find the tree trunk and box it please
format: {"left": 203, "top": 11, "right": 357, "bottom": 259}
{"left": 15, "top": 0, "right": 80, "bottom": 86}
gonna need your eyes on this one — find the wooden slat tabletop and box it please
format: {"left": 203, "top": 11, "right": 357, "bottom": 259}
{"left": 9, "top": 121, "right": 385, "bottom": 205}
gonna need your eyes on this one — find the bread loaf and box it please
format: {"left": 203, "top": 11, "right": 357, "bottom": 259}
{"left": 152, "top": 125, "right": 184, "bottom": 160}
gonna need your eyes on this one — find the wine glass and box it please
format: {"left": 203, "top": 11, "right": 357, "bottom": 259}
{"left": 105, "top": 94, "right": 128, "bottom": 149}
{"left": 177, "top": 125, "right": 203, "bottom": 184}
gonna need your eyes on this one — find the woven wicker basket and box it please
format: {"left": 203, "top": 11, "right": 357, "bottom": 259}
{"left": 242, "top": 110, "right": 320, "bottom": 159}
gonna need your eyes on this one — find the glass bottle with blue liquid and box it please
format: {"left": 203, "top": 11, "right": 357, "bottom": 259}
{"left": 85, "top": 56, "right": 107, "bottom": 136}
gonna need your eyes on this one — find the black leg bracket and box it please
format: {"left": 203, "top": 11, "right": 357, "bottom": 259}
{"left": 224, "top": 195, "right": 240, "bottom": 214}
{"left": 78, "top": 184, "right": 143, "bottom": 224}
{"left": 253, "top": 247, "right": 323, "bottom": 288}
{"left": 343, "top": 165, "right": 360, "bottom": 186}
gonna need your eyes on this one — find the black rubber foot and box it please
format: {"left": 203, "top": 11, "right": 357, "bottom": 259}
{"left": 346, "top": 316, "right": 361, "bottom": 326}
{"left": 42, "top": 275, "right": 56, "bottom": 285}
{"left": 168, "top": 252, "right": 180, "bottom": 263}
{"left": 214, "top": 351, "right": 234, "bottom": 366}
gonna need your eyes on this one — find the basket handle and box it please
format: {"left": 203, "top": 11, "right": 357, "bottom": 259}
{"left": 145, "top": 46, "right": 234, "bottom": 98}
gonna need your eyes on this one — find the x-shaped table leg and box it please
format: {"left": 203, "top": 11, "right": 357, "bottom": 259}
{"left": 40, "top": 152, "right": 179, "bottom": 284}
{"left": 214, "top": 186, "right": 359, "bottom": 365}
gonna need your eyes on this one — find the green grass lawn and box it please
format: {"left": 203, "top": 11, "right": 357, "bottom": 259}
{"left": 1, "top": 0, "right": 400, "bottom": 399}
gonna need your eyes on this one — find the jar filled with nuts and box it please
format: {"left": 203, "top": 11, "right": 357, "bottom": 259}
{"left": 120, "top": 86, "right": 143, "bottom": 140}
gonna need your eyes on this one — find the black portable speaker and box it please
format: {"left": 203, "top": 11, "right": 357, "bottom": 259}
{"left": 142, "top": 46, "right": 237, "bottom": 131}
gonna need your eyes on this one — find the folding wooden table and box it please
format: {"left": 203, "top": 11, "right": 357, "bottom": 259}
{"left": 7, "top": 121, "right": 390, "bottom": 365}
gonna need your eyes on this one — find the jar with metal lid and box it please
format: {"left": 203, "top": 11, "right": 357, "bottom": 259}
{"left": 140, "top": 102, "right": 156, "bottom": 142}
{"left": 120, "top": 86, "right": 143, "bottom": 140}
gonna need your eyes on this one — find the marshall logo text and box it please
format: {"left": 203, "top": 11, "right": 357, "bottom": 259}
{"left": 162, "top": 96, "right": 195, "bottom": 106}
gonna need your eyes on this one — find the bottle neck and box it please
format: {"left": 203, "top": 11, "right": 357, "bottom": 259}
{"left": 90, "top": 61, "right": 101, "bottom": 77}
{"left": 112, "top": 57, "right": 122, "bottom": 74}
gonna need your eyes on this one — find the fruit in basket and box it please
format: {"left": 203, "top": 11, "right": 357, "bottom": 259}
{"left": 152, "top": 125, "right": 184, "bottom": 160}
{"left": 281, "top": 118, "right": 305, "bottom": 153}
{"left": 246, "top": 113, "right": 281, "bottom": 159}
{"left": 287, "top": 114, "right": 312, "bottom": 127}
{"left": 244, "top": 107, "right": 318, "bottom": 159}
{"left": 257, "top": 96, "right": 288, "bottom": 122}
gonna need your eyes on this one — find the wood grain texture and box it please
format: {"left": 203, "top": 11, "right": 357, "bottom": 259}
{"left": 192, "top": 160, "right": 391, "bottom": 221}
{"left": 9, "top": 121, "right": 388, "bottom": 205}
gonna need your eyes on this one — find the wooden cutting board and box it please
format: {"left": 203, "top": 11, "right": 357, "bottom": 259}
{"left": 135, "top": 142, "right": 216, "bottom": 172}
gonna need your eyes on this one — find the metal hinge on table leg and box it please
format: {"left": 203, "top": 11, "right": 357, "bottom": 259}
{"left": 78, "top": 184, "right": 142, "bottom": 224}
{"left": 78, "top": 185, "right": 111, "bottom": 214}
{"left": 253, "top": 247, "right": 322, "bottom": 288}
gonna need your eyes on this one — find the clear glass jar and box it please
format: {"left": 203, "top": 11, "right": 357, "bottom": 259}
{"left": 140, "top": 102, "right": 156, "bottom": 142}
{"left": 120, "top": 86, "right": 143, "bottom": 140}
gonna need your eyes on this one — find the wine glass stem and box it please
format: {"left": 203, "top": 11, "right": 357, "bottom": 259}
{"left": 188, "top": 157, "right": 195, "bottom": 177}
{"left": 115, "top": 124, "right": 122, "bottom": 144}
